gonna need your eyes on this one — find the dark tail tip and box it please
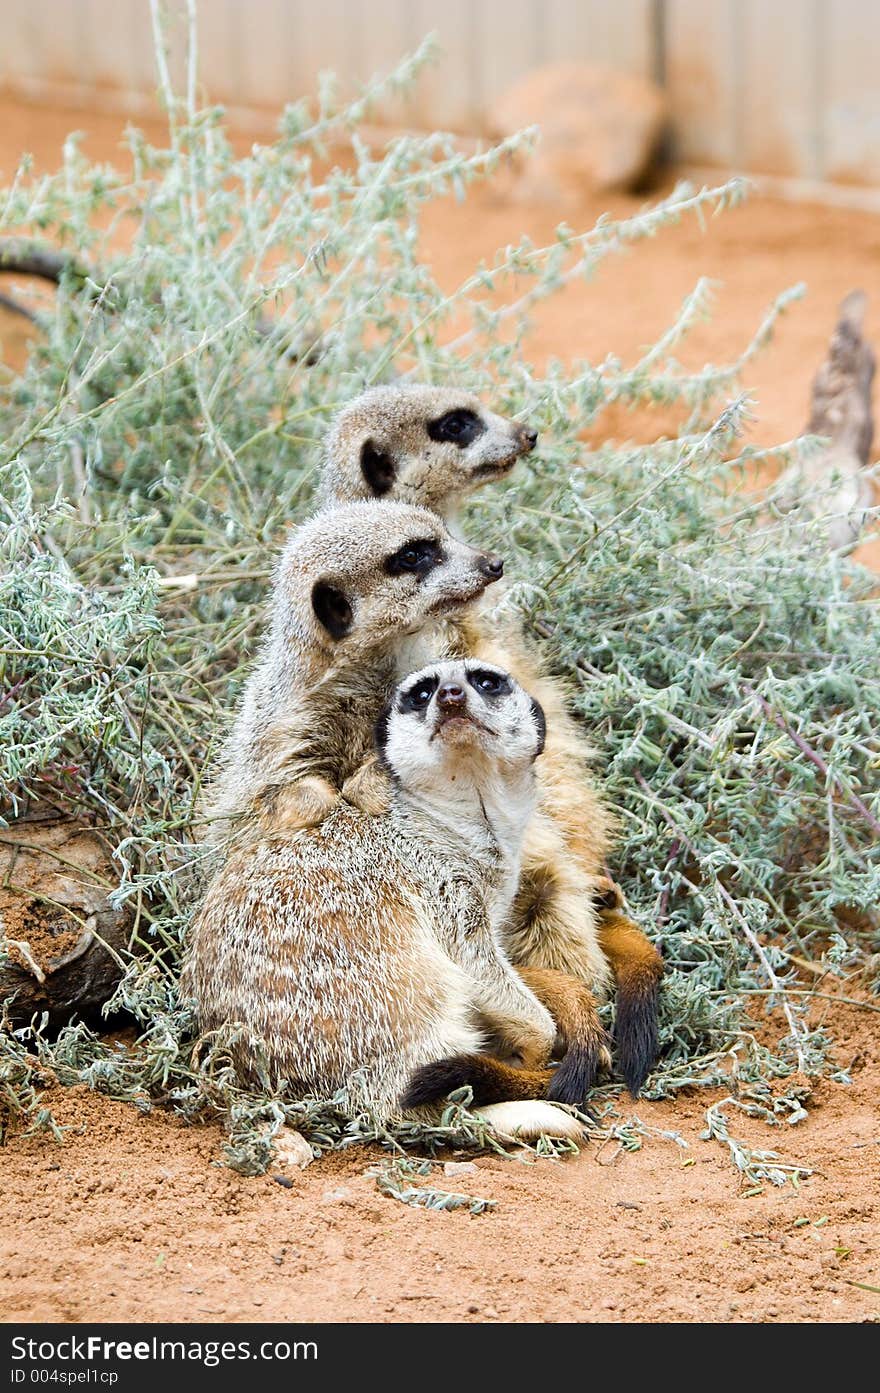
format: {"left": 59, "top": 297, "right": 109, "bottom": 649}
{"left": 401, "top": 1056, "right": 478, "bottom": 1110}
{"left": 546, "top": 1040, "right": 606, "bottom": 1106}
{"left": 614, "top": 979, "right": 661, "bottom": 1098}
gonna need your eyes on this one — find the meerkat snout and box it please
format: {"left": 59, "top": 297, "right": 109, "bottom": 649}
{"left": 517, "top": 424, "right": 539, "bottom": 453}
{"left": 478, "top": 553, "right": 504, "bottom": 581}
{"left": 436, "top": 680, "right": 467, "bottom": 711}
{"left": 321, "top": 384, "right": 538, "bottom": 519}
{"left": 272, "top": 501, "right": 504, "bottom": 654}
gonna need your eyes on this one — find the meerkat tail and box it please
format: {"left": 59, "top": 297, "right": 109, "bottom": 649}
{"left": 596, "top": 911, "right": 664, "bottom": 1098}
{"left": 516, "top": 965, "right": 611, "bottom": 1105}
{"left": 400, "top": 1057, "right": 584, "bottom": 1142}
{"left": 474, "top": 1100, "right": 585, "bottom": 1143}
{"left": 401, "top": 1053, "right": 554, "bottom": 1108}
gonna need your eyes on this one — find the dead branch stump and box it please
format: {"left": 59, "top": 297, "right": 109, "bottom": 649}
{"left": 0, "top": 816, "right": 130, "bottom": 1027}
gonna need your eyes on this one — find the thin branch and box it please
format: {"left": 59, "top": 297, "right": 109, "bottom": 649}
{"left": 744, "top": 684, "right": 880, "bottom": 837}
{"left": 633, "top": 772, "right": 810, "bottom": 1073}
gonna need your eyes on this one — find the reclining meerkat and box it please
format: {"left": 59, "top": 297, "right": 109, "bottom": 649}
{"left": 184, "top": 658, "right": 605, "bottom": 1137}
{"left": 319, "top": 383, "right": 664, "bottom": 1096}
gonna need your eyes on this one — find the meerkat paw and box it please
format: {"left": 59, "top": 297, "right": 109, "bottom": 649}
{"left": 590, "top": 875, "right": 626, "bottom": 912}
{"left": 505, "top": 1021, "right": 556, "bottom": 1071}
{"left": 476, "top": 1101, "right": 585, "bottom": 1144}
{"left": 267, "top": 776, "right": 339, "bottom": 832}
{"left": 341, "top": 756, "right": 392, "bottom": 816}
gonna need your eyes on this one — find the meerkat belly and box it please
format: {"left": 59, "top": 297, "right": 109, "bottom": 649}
{"left": 440, "top": 615, "right": 613, "bottom": 990}
{"left": 183, "top": 807, "right": 480, "bottom": 1115}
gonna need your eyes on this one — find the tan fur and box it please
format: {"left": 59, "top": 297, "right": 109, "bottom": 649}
{"left": 320, "top": 389, "right": 614, "bottom": 986}
{"left": 322, "top": 385, "right": 664, "bottom": 1093}
{"left": 402, "top": 964, "right": 611, "bottom": 1110}
{"left": 184, "top": 660, "right": 569, "bottom": 1122}
{"left": 455, "top": 615, "right": 613, "bottom": 989}
{"left": 320, "top": 383, "right": 537, "bottom": 522}
{"left": 198, "top": 499, "right": 502, "bottom": 851}
{"left": 517, "top": 966, "right": 611, "bottom": 1073}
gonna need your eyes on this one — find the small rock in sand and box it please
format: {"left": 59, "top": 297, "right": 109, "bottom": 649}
{"left": 321, "top": 1186, "right": 354, "bottom": 1204}
{"left": 272, "top": 1128, "right": 314, "bottom": 1171}
{"left": 443, "top": 1161, "right": 478, "bottom": 1178}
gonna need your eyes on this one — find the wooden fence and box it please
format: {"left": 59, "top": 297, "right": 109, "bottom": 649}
{"left": 2, "top": 0, "right": 880, "bottom": 185}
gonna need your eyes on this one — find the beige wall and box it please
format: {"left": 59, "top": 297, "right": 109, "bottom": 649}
{"left": 2, "top": 0, "right": 880, "bottom": 185}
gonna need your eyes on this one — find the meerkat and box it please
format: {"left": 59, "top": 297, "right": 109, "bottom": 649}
{"left": 184, "top": 659, "right": 604, "bottom": 1138}
{"left": 197, "top": 499, "right": 606, "bottom": 1103}
{"left": 319, "top": 383, "right": 664, "bottom": 1096}
{"left": 200, "top": 499, "right": 505, "bottom": 849}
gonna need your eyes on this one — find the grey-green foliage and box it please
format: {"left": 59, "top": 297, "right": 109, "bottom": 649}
{"left": 0, "top": 17, "right": 877, "bottom": 1170}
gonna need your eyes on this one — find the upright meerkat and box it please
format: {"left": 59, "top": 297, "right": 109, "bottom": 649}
{"left": 320, "top": 384, "right": 664, "bottom": 1096}
{"left": 201, "top": 498, "right": 504, "bottom": 848}
{"left": 198, "top": 498, "right": 606, "bottom": 1107}
{"left": 184, "top": 658, "right": 603, "bottom": 1136}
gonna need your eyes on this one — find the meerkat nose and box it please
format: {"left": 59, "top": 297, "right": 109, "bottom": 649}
{"left": 517, "top": 425, "right": 538, "bottom": 452}
{"left": 436, "top": 682, "right": 467, "bottom": 710}
{"left": 479, "top": 553, "right": 504, "bottom": 581}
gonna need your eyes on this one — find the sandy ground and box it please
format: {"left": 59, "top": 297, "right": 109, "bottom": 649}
{"left": 1, "top": 100, "right": 879, "bottom": 1325}
{"left": 1, "top": 1003, "right": 877, "bottom": 1325}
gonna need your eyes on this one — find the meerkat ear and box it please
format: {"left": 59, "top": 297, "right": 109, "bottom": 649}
{"left": 311, "top": 581, "right": 354, "bottom": 640}
{"left": 529, "top": 697, "right": 547, "bottom": 758}
{"left": 360, "top": 439, "right": 396, "bottom": 496}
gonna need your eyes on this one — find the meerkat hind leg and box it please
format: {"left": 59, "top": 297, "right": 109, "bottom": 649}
{"left": 517, "top": 965, "right": 611, "bottom": 1104}
{"left": 508, "top": 820, "right": 613, "bottom": 994}
{"left": 402, "top": 968, "right": 615, "bottom": 1113}
{"left": 476, "top": 1101, "right": 585, "bottom": 1144}
{"left": 512, "top": 824, "right": 663, "bottom": 1097}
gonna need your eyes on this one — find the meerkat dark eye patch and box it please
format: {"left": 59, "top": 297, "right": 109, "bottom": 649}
{"left": 384, "top": 538, "right": 446, "bottom": 577}
{"left": 467, "top": 668, "right": 512, "bottom": 699}
{"left": 360, "top": 439, "right": 396, "bottom": 496}
{"left": 399, "top": 675, "right": 439, "bottom": 713}
{"left": 311, "top": 581, "right": 353, "bottom": 640}
{"left": 427, "top": 409, "right": 486, "bottom": 448}
{"left": 530, "top": 697, "right": 547, "bottom": 758}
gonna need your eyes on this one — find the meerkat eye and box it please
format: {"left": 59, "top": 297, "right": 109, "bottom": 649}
{"left": 468, "top": 668, "right": 511, "bottom": 697}
{"left": 427, "top": 409, "right": 486, "bottom": 448}
{"left": 384, "top": 538, "right": 445, "bottom": 576}
{"left": 400, "top": 675, "right": 438, "bottom": 711}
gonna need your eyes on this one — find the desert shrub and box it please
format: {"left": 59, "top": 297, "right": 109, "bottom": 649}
{"left": 1, "top": 13, "right": 877, "bottom": 1173}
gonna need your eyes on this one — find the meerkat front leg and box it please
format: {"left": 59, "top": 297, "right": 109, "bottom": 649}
{"left": 508, "top": 812, "right": 614, "bottom": 990}
{"left": 257, "top": 776, "right": 339, "bottom": 833}
{"left": 516, "top": 965, "right": 612, "bottom": 1102}
{"left": 472, "top": 972, "right": 557, "bottom": 1070}
{"left": 450, "top": 897, "right": 557, "bottom": 1069}
{"left": 341, "top": 755, "right": 392, "bottom": 816}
